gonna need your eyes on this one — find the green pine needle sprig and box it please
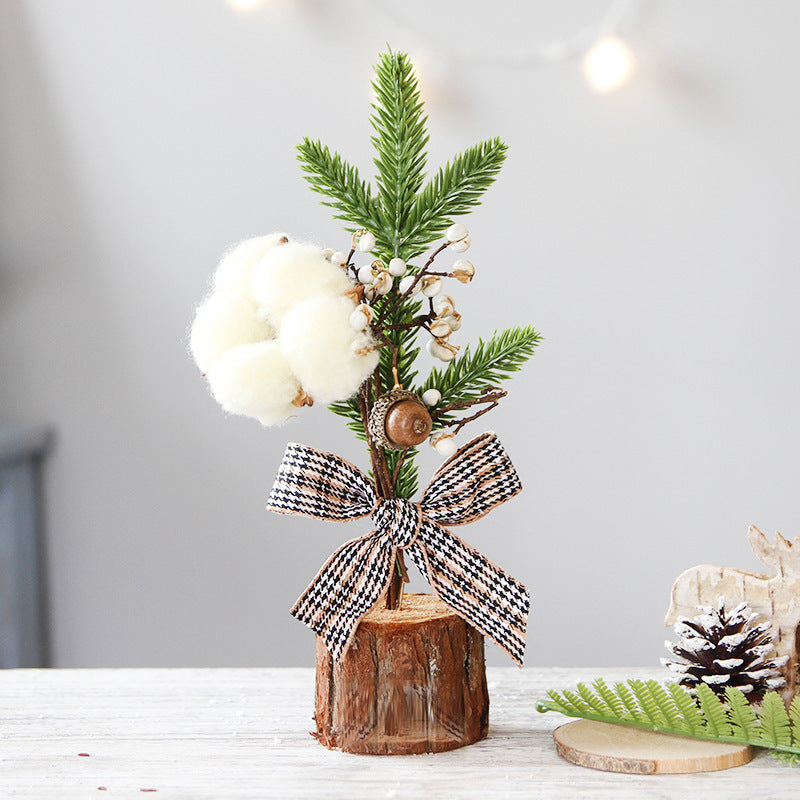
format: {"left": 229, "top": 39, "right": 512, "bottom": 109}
{"left": 538, "top": 679, "right": 800, "bottom": 765}
{"left": 422, "top": 325, "right": 542, "bottom": 425}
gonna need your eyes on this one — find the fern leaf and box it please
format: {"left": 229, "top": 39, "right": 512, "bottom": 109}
{"left": 759, "top": 692, "right": 791, "bottom": 748}
{"left": 692, "top": 684, "right": 732, "bottom": 738}
{"left": 593, "top": 679, "right": 629, "bottom": 719}
{"left": 667, "top": 682, "right": 706, "bottom": 735}
{"left": 790, "top": 697, "right": 800, "bottom": 747}
{"left": 629, "top": 680, "right": 668, "bottom": 728}
{"left": 646, "top": 680, "right": 685, "bottom": 732}
{"left": 577, "top": 683, "right": 614, "bottom": 716}
{"left": 614, "top": 682, "right": 645, "bottom": 723}
{"left": 725, "top": 686, "right": 762, "bottom": 741}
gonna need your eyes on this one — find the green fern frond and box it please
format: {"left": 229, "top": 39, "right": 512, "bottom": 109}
{"left": 759, "top": 692, "right": 791, "bottom": 748}
{"left": 695, "top": 684, "right": 733, "bottom": 738}
{"left": 667, "top": 682, "right": 706, "bottom": 735}
{"left": 328, "top": 396, "right": 366, "bottom": 442}
{"left": 577, "top": 683, "right": 614, "bottom": 716}
{"left": 726, "top": 685, "right": 761, "bottom": 741}
{"left": 537, "top": 679, "right": 800, "bottom": 765}
{"left": 593, "top": 679, "right": 629, "bottom": 719}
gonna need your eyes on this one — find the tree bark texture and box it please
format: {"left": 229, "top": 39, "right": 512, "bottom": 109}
{"left": 313, "top": 593, "right": 489, "bottom": 755}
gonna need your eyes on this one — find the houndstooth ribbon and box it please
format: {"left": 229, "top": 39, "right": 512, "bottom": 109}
{"left": 266, "top": 431, "right": 530, "bottom": 664}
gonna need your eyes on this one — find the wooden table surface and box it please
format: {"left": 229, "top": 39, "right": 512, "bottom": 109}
{"left": 0, "top": 666, "right": 795, "bottom": 799}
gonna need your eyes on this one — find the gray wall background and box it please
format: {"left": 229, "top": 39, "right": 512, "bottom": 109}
{"left": 1, "top": 0, "right": 798, "bottom": 668}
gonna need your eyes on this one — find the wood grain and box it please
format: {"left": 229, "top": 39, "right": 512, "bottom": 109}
{"left": 554, "top": 719, "right": 753, "bottom": 774}
{"left": 314, "top": 593, "right": 488, "bottom": 754}
{"left": 0, "top": 666, "right": 796, "bottom": 799}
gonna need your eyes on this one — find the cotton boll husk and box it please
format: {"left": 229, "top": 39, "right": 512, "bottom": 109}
{"left": 280, "top": 293, "right": 378, "bottom": 405}
{"left": 213, "top": 233, "right": 288, "bottom": 297}
{"left": 252, "top": 242, "right": 355, "bottom": 325}
{"left": 190, "top": 292, "right": 275, "bottom": 374}
{"left": 206, "top": 340, "right": 299, "bottom": 425}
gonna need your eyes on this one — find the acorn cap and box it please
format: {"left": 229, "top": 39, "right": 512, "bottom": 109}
{"left": 368, "top": 390, "right": 432, "bottom": 450}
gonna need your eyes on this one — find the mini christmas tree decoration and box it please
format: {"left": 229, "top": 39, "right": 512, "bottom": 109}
{"left": 190, "top": 49, "right": 541, "bottom": 754}
{"left": 663, "top": 597, "right": 787, "bottom": 699}
{"left": 666, "top": 526, "right": 800, "bottom": 703}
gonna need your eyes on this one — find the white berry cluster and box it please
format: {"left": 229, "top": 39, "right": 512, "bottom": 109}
{"left": 190, "top": 234, "right": 378, "bottom": 426}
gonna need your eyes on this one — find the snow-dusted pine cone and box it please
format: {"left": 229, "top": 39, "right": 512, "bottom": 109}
{"left": 662, "top": 597, "right": 788, "bottom": 699}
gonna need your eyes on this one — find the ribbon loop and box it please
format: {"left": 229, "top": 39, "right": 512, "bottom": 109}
{"left": 267, "top": 431, "right": 531, "bottom": 665}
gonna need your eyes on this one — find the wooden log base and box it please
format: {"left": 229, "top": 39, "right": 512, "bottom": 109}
{"left": 314, "top": 593, "right": 489, "bottom": 755}
{"left": 554, "top": 719, "right": 753, "bottom": 774}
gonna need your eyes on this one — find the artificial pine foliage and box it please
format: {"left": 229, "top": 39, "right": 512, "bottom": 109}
{"left": 297, "top": 49, "right": 541, "bottom": 500}
{"left": 662, "top": 597, "right": 788, "bottom": 699}
{"left": 538, "top": 679, "right": 800, "bottom": 765}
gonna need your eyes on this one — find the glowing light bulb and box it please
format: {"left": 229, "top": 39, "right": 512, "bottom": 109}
{"left": 583, "top": 37, "right": 635, "bottom": 93}
{"left": 227, "top": 0, "right": 263, "bottom": 10}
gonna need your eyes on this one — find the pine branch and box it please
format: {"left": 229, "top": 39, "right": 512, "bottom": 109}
{"left": 296, "top": 138, "right": 388, "bottom": 248}
{"left": 537, "top": 679, "right": 800, "bottom": 764}
{"left": 423, "top": 326, "right": 542, "bottom": 424}
{"left": 402, "top": 138, "right": 508, "bottom": 260}
{"left": 370, "top": 50, "right": 429, "bottom": 257}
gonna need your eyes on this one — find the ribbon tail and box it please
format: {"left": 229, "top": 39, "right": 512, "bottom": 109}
{"left": 407, "top": 520, "right": 530, "bottom": 666}
{"left": 291, "top": 532, "right": 394, "bottom": 661}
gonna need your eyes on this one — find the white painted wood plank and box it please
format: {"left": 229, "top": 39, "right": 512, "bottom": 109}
{"left": 0, "top": 667, "right": 795, "bottom": 799}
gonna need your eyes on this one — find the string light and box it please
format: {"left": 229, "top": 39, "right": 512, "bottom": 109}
{"left": 583, "top": 36, "right": 636, "bottom": 92}
{"left": 359, "top": 0, "right": 640, "bottom": 93}
{"left": 227, "top": 0, "right": 264, "bottom": 11}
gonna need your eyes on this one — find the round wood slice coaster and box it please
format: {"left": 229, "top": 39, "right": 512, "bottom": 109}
{"left": 553, "top": 719, "right": 753, "bottom": 774}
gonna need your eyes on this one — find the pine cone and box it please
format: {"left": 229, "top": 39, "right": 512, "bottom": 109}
{"left": 662, "top": 597, "right": 788, "bottom": 699}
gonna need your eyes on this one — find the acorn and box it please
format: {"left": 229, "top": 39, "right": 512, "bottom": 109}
{"left": 368, "top": 389, "right": 433, "bottom": 450}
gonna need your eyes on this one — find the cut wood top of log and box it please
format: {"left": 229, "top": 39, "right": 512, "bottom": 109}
{"left": 360, "top": 592, "right": 457, "bottom": 628}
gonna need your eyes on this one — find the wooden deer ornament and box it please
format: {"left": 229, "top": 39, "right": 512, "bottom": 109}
{"left": 665, "top": 526, "right": 800, "bottom": 702}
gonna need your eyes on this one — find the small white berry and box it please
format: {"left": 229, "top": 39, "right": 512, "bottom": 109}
{"left": 330, "top": 251, "right": 348, "bottom": 268}
{"left": 372, "top": 271, "right": 393, "bottom": 296}
{"left": 421, "top": 276, "right": 443, "bottom": 298}
{"left": 431, "top": 432, "right": 458, "bottom": 457}
{"left": 443, "top": 313, "right": 462, "bottom": 332}
{"left": 349, "top": 304, "right": 373, "bottom": 331}
{"left": 429, "top": 318, "right": 451, "bottom": 338}
{"left": 434, "top": 295, "right": 456, "bottom": 317}
{"left": 358, "top": 231, "right": 376, "bottom": 252}
{"left": 422, "top": 388, "right": 441, "bottom": 406}
{"left": 427, "top": 338, "right": 457, "bottom": 362}
{"left": 358, "top": 265, "right": 375, "bottom": 284}
{"left": 388, "top": 257, "right": 407, "bottom": 277}
{"left": 452, "top": 259, "right": 475, "bottom": 284}
{"left": 446, "top": 223, "right": 468, "bottom": 243}
{"left": 448, "top": 234, "right": 471, "bottom": 253}
{"left": 321, "top": 248, "right": 335, "bottom": 260}
{"left": 399, "top": 275, "right": 421, "bottom": 296}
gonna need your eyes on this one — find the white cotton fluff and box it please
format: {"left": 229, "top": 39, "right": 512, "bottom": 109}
{"left": 279, "top": 293, "right": 378, "bottom": 405}
{"left": 213, "top": 234, "right": 288, "bottom": 297}
{"left": 190, "top": 292, "right": 275, "bottom": 374}
{"left": 252, "top": 242, "right": 354, "bottom": 325}
{"left": 206, "top": 340, "right": 300, "bottom": 426}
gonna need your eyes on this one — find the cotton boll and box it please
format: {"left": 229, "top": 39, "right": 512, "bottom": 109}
{"left": 213, "top": 234, "right": 288, "bottom": 297}
{"left": 206, "top": 340, "right": 300, "bottom": 425}
{"left": 280, "top": 294, "right": 379, "bottom": 405}
{"left": 190, "top": 292, "right": 275, "bottom": 374}
{"left": 252, "top": 242, "right": 355, "bottom": 325}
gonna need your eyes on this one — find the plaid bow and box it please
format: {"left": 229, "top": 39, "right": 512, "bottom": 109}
{"left": 266, "top": 431, "right": 530, "bottom": 664}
